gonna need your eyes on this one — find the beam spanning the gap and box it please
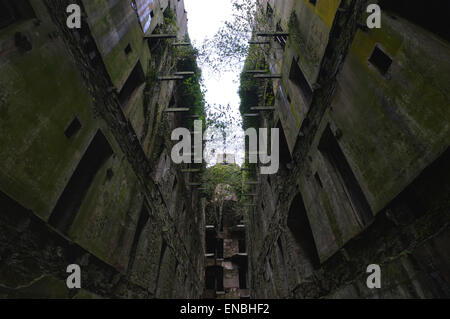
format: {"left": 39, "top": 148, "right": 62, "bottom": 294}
{"left": 145, "top": 34, "right": 177, "bottom": 39}
{"left": 172, "top": 42, "right": 191, "bottom": 46}
{"left": 164, "top": 108, "right": 190, "bottom": 112}
{"left": 253, "top": 74, "right": 282, "bottom": 79}
{"left": 244, "top": 113, "right": 259, "bottom": 117}
{"left": 158, "top": 76, "right": 184, "bottom": 81}
{"left": 256, "top": 32, "right": 289, "bottom": 37}
{"left": 187, "top": 182, "right": 202, "bottom": 187}
{"left": 174, "top": 71, "right": 195, "bottom": 76}
{"left": 246, "top": 70, "right": 267, "bottom": 74}
{"left": 249, "top": 41, "right": 270, "bottom": 45}
{"left": 251, "top": 106, "right": 275, "bottom": 111}
{"left": 181, "top": 169, "right": 201, "bottom": 173}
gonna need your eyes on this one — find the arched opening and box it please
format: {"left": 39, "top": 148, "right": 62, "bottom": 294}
{"left": 287, "top": 193, "right": 320, "bottom": 276}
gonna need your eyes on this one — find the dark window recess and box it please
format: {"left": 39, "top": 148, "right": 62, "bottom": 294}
{"left": 216, "top": 267, "right": 224, "bottom": 291}
{"left": 205, "top": 233, "right": 216, "bottom": 255}
{"left": 64, "top": 117, "right": 82, "bottom": 139}
{"left": 127, "top": 205, "right": 150, "bottom": 272}
{"left": 309, "top": 0, "right": 317, "bottom": 6}
{"left": 150, "top": 11, "right": 154, "bottom": 18}
{"left": 205, "top": 266, "right": 223, "bottom": 291}
{"left": 287, "top": 194, "right": 321, "bottom": 269}
{"left": 319, "top": 125, "right": 373, "bottom": 226}
{"left": 48, "top": 131, "right": 113, "bottom": 233}
{"left": 238, "top": 238, "right": 246, "bottom": 253}
{"left": 124, "top": 44, "right": 132, "bottom": 55}
{"left": 275, "top": 22, "right": 287, "bottom": 49}
{"left": 217, "top": 238, "right": 224, "bottom": 259}
{"left": 239, "top": 267, "right": 247, "bottom": 289}
{"left": 0, "top": 0, "right": 35, "bottom": 29}
{"left": 314, "top": 172, "right": 323, "bottom": 188}
{"left": 289, "top": 59, "right": 313, "bottom": 105}
{"left": 276, "top": 122, "right": 292, "bottom": 169}
{"left": 266, "top": 3, "right": 274, "bottom": 18}
{"left": 155, "top": 239, "right": 167, "bottom": 289}
{"left": 205, "top": 267, "right": 215, "bottom": 290}
{"left": 369, "top": 46, "right": 392, "bottom": 76}
{"left": 378, "top": 0, "right": 450, "bottom": 42}
{"left": 118, "top": 61, "right": 145, "bottom": 108}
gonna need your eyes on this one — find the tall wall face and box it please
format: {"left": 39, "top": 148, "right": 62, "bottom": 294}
{"left": 0, "top": 0, "right": 204, "bottom": 298}
{"left": 244, "top": 0, "right": 450, "bottom": 298}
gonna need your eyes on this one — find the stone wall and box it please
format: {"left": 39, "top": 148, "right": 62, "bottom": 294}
{"left": 0, "top": 0, "right": 204, "bottom": 298}
{"left": 244, "top": 0, "right": 450, "bottom": 298}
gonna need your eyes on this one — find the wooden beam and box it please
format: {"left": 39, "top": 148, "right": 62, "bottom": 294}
{"left": 164, "top": 108, "right": 190, "bottom": 112}
{"left": 253, "top": 74, "right": 282, "bottom": 79}
{"left": 172, "top": 42, "right": 191, "bottom": 46}
{"left": 249, "top": 41, "right": 270, "bottom": 45}
{"left": 181, "top": 169, "right": 201, "bottom": 173}
{"left": 174, "top": 71, "right": 195, "bottom": 76}
{"left": 158, "top": 76, "right": 184, "bottom": 81}
{"left": 251, "top": 106, "right": 275, "bottom": 111}
{"left": 246, "top": 70, "right": 267, "bottom": 74}
{"left": 145, "top": 34, "right": 177, "bottom": 39}
{"left": 256, "top": 32, "right": 289, "bottom": 37}
{"left": 244, "top": 113, "right": 259, "bottom": 117}
{"left": 187, "top": 182, "right": 202, "bottom": 187}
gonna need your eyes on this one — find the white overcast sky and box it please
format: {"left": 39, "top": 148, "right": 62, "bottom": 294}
{"left": 184, "top": 0, "right": 245, "bottom": 165}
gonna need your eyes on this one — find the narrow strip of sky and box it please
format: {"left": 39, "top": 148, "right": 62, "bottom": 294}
{"left": 184, "top": 0, "right": 245, "bottom": 165}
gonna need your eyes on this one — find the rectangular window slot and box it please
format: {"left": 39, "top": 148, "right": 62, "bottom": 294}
{"left": 48, "top": 131, "right": 113, "bottom": 233}
{"left": 238, "top": 238, "right": 246, "bottom": 253}
{"left": 289, "top": 59, "right": 313, "bottom": 105}
{"left": 127, "top": 204, "right": 150, "bottom": 272}
{"left": 64, "top": 117, "right": 82, "bottom": 139}
{"left": 369, "top": 46, "right": 392, "bottom": 76}
{"left": 239, "top": 267, "right": 247, "bottom": 289}
{"left": 0, "top": 0, "right": 36, "bottom": 29}
{"left": 319, "top": 125, "right": 373, "bottom": 226}
{"left": 118, "top": 61, "right": 146, "bottom": 108}
{"left": 314, "top": 172, "right": 323, "bottom": 189}
{"left": 309, "top": 0, "right": 317, "bottom": 6}
{"left": 216, "top": 238, "right": 224, "bottom": 259}
{"left": 124, "top": 44, "right": 132, "bottom": 55}
{"left": 275, "top": 22, "right": 287, "bottom": 49}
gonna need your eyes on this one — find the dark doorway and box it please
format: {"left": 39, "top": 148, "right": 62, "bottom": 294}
{"left": 118, "top": 61, "right": 146, "bottom": 108}
{"left": 216, "top": 238, "right": 224, "bottom": 259}
{"left": 205, "top": 232, "right": 216, "bottom": 255}
{"left": 289, "top": 59, "right": 313, "bottom": 105}
{"left": 127, "top": 204, "right": 150, "bottom": 272}
{"left": 287, "top": 194, "right": 320, "bottom": 270}
{"left": 238, "top": 238, "right": 246, "bottom": 253}
{"left": 318, "top": 125, "right": 373, "bottom": 226}
{"left": 48, "top": 131, "right": 113, "bottom": 233}
{"left": 239, "top": 267, "right": 247, "bottom": 289}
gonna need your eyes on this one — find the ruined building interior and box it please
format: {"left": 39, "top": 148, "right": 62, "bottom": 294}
{"left": 0, "top": 0, "right": 449, "bottom": 300}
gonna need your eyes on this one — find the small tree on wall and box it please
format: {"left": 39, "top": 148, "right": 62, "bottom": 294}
{"left": 198, "top": 0, "right": 272, "bottom": 73}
